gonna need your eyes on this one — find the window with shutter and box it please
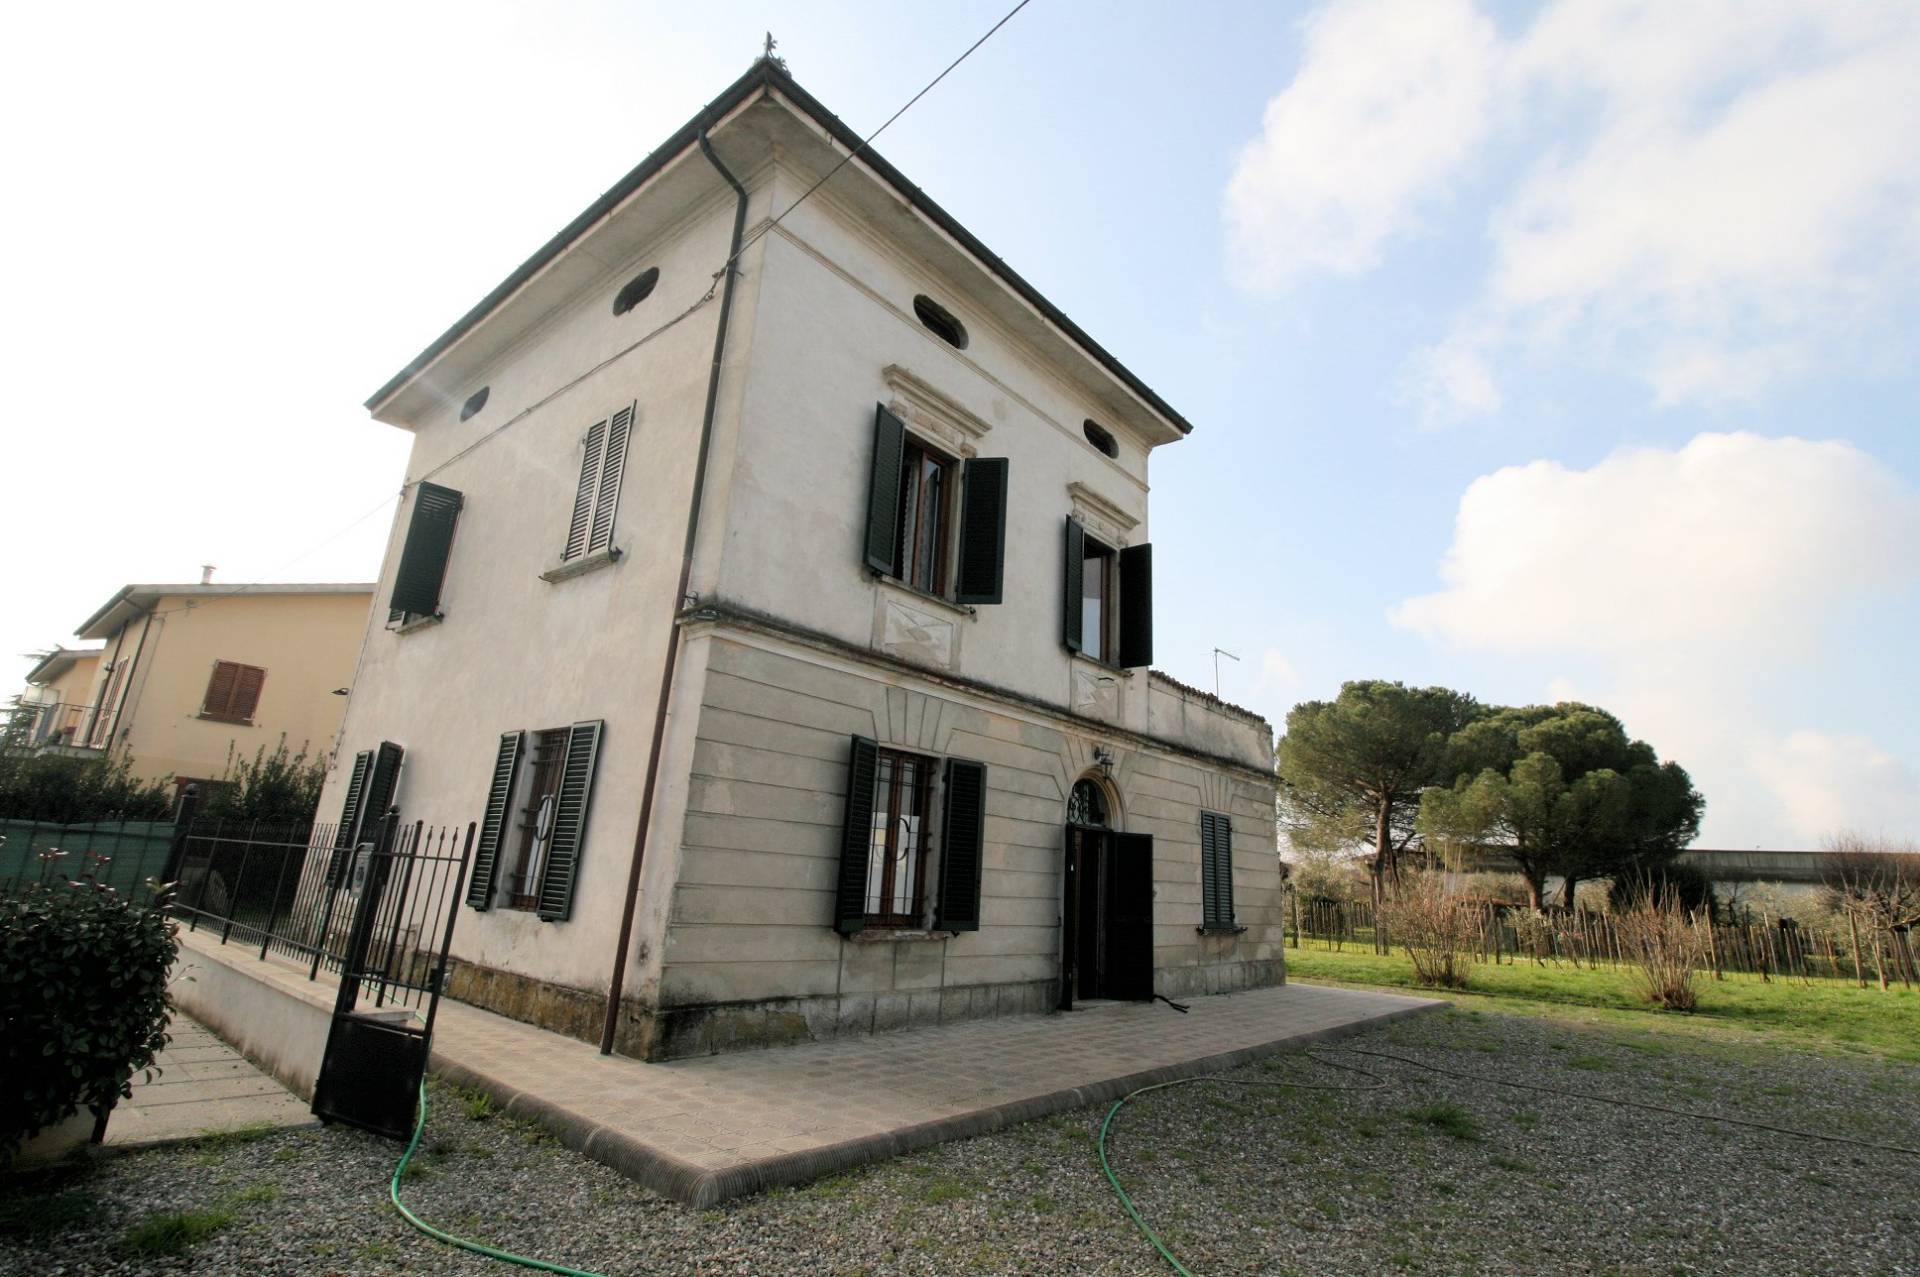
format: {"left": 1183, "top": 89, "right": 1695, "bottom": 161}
{"left": 833, "top": 737, "right": 944, "bottom": 932}
{"left": 834, "top": 736, "right": 880, "bottom": 934}
{"left": 465, "top": 731, "right": 523, "bottom": 911}
{"left": 326, "top": 750, "right": 373, "bottom": 887}
{"left": 863, "top": 402, "right": 1005, "bottom": 603}
{"left": 507, "top": 727, "right": 571, "bottom": 910}
{"left": 389, "top": 483, "right": 463, "bottom": 622}
{"left": 1200, "top": 811, "right": 1236, "bottom": 930}
{"left": 561, "top": 404, "right": 636, "bottom": 563}
{"left": 199, "top": 660, "right": 267, "bottom": 724}
{"left": 534, "top": 721, "right": 603, "bottom": 922}
{"left": 1063, "top": 518, "right": 1153, "bottom": 670}
{"left": 936, "top": 758, "right": 987, "bottom": 931}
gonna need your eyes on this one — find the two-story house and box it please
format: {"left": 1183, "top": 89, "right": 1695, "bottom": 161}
{"left": 320, "top": 59, "right": 1282, "bottom": 1062}
{"left": 50, "top": 578, "right": 374, "bottom": 790}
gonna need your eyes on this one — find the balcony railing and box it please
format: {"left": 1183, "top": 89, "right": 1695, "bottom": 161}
{"left": 5, "top": 701, "right": 96, "bottom": 750}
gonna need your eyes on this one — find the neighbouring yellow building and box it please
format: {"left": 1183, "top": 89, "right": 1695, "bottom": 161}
{"left": 35, "top": 581, "right": 376, "bottom": 791}
{"left": 17, "top": 645, "right": 104, "bottom": 749}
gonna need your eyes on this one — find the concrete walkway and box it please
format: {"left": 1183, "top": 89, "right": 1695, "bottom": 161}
{"left": 104, "top": 1016, "right": 313, "bottom": 1148}
{"left": 429, "top": 981, "right": 1441, "bottom": 1206}
{"left": 170, "top": 928, "right": 1438, "bottom": 1205}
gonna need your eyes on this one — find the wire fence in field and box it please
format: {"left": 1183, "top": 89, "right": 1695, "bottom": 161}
{"left": 1285, "top": 890, "right": 1920, "bottom": 989}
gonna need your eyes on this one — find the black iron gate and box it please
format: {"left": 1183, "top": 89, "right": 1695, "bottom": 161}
{"left": 311, "top": 810, "right": 475, "bottom": 1139}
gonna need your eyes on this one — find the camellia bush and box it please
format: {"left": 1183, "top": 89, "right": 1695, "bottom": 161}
{"left": 1, "top": 878, "right": 177, "bottom": 1161}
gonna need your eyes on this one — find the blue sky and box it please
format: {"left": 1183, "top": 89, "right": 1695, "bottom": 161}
{"left": 4, "top": 1, "right": 1915, "bottom": 848}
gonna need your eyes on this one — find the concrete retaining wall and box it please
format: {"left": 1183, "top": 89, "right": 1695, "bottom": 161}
{"left": 170, "top": 929, "right": 334, "bottom": 1101}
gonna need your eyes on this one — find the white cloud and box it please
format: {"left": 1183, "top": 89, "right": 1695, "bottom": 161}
{"left": 1257, "top": 648, "right": 1300, "bottom": 692}
{"left": 1391, "top": 432, "right": 1920, "bottom": 651}
{"left": 1750, "top": 731, "right": 1920, "bottom": 844}
{"left": 1406, "top": 331, "right": 1503, "bottom": 428}
{"left": 1230, "top": 0, "right": 1920, "bottom": 415}
{"left": 1224, "top": 0, "right": 1500, "bottom": 287}
{"left": 1396, "top": 433, "right": 1920, "bottom": 845}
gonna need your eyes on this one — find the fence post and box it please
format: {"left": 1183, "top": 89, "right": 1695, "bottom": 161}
{"left": 220, "top": 820, "right": 259, "bottom": 945}
{"left": 332, "top": 808, "right": 400, "bottom": 1015}
{"left": 158, "top": 787, "right": 192, "bottom": 917}
{"left": 260, "top": 830, "right": 294, "bottom": 961}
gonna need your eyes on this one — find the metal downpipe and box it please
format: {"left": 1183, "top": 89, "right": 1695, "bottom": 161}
{"left": 598, "top": 126, "right": 749, "bottom": 1055}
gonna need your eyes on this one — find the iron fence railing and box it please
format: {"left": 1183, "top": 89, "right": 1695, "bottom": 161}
{"left": 5, "top": 700, "right": 95, "bottom": 749}
{"left": 165, "top": 805, "right": 476, "bottom": 1005}
{"left": 171, "top": 817, "right": 350, "bottom": 973}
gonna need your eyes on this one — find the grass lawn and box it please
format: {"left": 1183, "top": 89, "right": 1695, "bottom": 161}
{"left": 1284, "top": 943, "right": 1920, "bottom": 1061}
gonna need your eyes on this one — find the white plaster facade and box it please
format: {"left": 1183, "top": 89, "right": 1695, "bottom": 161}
{"left": 320, "top": 62, "right": 1281, "bottom": 1059}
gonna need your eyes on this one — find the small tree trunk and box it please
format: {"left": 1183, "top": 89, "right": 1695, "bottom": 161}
{"left": 1524, "top": 874, "right": 1545, "bottom": 912}
{"left": 1559, "top": 875, "right": 1579, "bottom": 911}
{"left": 1847, "top": 910, "right": 1866, "bottom": 988}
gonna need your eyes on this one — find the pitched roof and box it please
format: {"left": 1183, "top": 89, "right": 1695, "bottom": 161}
{"left": 365, "top": 58, "right": 1191, "bottom": 436}
{"left": 75, "top": 583, "right": 374, "bottom": 640}
{"left": 24, "top": 645, "right": 104, "bottom": 685}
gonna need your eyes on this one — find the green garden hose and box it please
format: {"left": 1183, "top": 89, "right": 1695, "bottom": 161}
{"left": 390, "top": 1079, "right": 609, "bottom": 1277}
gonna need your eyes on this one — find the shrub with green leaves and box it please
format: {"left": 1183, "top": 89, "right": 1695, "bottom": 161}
{"left": 197, "top": 737, "right": 326, "bottom": 825}
{"left": 1, "top": 878, "right": 177, "bottom": 1161}
{"left": 0, "top": 750, "right": 173, "bottom": 823}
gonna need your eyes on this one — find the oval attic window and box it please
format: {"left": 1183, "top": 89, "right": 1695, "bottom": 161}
{"left": 1082, "top": 419, "right": 1118, "bottom": 458}
{"left": 612, "top": 266, "right": 660, "bottom": 317}
{"left": 459, "top": 386, "right": 490, "bottom": 421}
{"left": 913, "top": 294, "right": 968, "bottom": 349}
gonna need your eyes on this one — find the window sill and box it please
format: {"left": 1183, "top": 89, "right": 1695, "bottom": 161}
{"left": 197, "top": 713, "right": 254, "bottom": 726}
{"left": 845, "top": 927, "right": 956, "bottom": 945}
{"left": 392, "top": 613, "right": 443, "bottom": 635}
{"left": 872, "top": 573, "right": 976, "bottom": 619}
{"left": 1070, "top": 651, "right": 1137, "bottom": 678}
{"left": 541, "top": 546, "right": 622, "bottom": 584}
{"left": 1196, "top": 924, "right": 1247, "bottom": 937}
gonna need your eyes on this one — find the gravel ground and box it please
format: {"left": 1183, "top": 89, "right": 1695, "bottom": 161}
{"left": 4, "top": 1004, "right": 1917, "bottom": 1276}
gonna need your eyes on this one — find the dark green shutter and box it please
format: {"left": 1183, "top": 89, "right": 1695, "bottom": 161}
{"left": 863, "top": 405, "right": 906, "bottom": 574}
{"left": 1119, "top": 542, "right": 1153, "bottom": 668}
{"left": 954, "top": 458, "right": 1008, "bottom": 604}
{"left": 834, "top": 735, "right": 880, "bottom": 934}
{"left": 327, "top": 750, "right": 373, "bottom": 887}
{"left": 587, "top": 403, "right": 634, "bottom": 555}
{"left": 1062, "top": 517, "right": 1085, "bottom": 653}
{"left": 466, "top": 731, "right": 523, "bottom": 912}
{"left": 535, "top": 720, "right": 603, "bottom": 922}
{"left": 360, "top": 741, "right": 405, "bottom": 839}
{"left": 390, "top": 483, "right": 463, "bottom": 618}
{"left": 936, "top": 758, "right": 987, "bottom": 930}
{"left": 1201, "top": 812, "right": 1234, "bottom": 928}
{"left": 563, "top": 418, "right": 608, "bottom": 561}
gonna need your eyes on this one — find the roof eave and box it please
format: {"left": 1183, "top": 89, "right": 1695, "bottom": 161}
{"left": 364, "top": 59, "right": 1191, "bottom": 438}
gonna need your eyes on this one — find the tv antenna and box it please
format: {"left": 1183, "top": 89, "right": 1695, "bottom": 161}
{"left": 1212, "top": 647, "right": 1240, "bottom": 698}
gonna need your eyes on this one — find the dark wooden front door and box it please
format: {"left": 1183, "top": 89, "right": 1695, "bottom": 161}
{"left": 1060, "top": 826, "right": 1154, "bottom": 1008}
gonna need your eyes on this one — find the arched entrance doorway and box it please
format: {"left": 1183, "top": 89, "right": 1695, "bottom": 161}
{"left": 1060, "top": 775, "right": 1154, "bottom": 1010}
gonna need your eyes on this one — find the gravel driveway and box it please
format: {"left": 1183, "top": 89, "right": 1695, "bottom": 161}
{"left": 4, "top": 1004, "right": 1916, "bottom": 1276}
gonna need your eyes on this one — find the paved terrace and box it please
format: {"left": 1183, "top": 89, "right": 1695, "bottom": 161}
{"left": 174, "top": 928, "right": 1438, "bottom": 1206}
